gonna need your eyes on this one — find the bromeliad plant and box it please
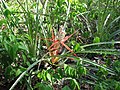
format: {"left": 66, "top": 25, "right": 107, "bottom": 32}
{"left": 48, "top": 26, "right": 77, "bottom": 63}
{"left": 0, "top": 0, "right": 120, "bottom": 90}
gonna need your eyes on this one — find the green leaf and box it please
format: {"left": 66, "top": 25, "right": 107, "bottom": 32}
{"left": 3, "top": 9, "right": 11, "bottom": 18}
{"left": 0, "top": 19, "right": 7, "bottom": 26}
{"left": 22, "top": 54, "right": 27, "bottom": 64}
{"left": 34, "top": 83, "right": 53, "bottom": 90}
{"left": 113, "top": 60, "right": 120, "bottom": 75}
{"left": 74, "top": 43, "right": 80, "bottom": 52}
{"left": 62, "top": 86, "right": 71, "bottom": 90}
{"left": 72, "top": 79, "right": 80, "bottom": 90}
{"left": 18, "top": 42, "right": 28, "bottom": 51}
{"left": 110, "top": 29, "right": 120, "bottom": 38}
{"left": 16, "top": 69, "right": 22, "bottom": 77}
{"left": 64, "top": 64, "right": 68, "bottom": 69}
{"left": 47, "top": 73, "right": 52, "bottom": 82}
{"left": 64, "top": 78, "right": 80, "bottom": 90}
{"left": 76, "top": 57, "right": 115, "bottom": 75}
{"left": 93, "top": 37, "right": 100, "bottom": 43}
{"left": 81, "top": 41, "right": 120, "bottom": 48}
{"left": 71, "top": 40, "right": 76, "bottom": 46}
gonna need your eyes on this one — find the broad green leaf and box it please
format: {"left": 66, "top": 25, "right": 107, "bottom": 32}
{"left": 74, "top": 43, "right": 80, "bottom": 52}
{"left": 62, "top": 86, "right": 71, "bottom": 90}
{"left": 47, "top": 73, "right": 52, "bottom": 82}
{"left": 34, "top": 83, "right": 53, "bottom": 90}
{"left": 93, "top": 37, "right": 100, "bottom": 43}
{"left": 3, "top": 9, "right": 11, "bottom": 18}
{"left": 16, "top": 69, "right": 22, "bottom": 76}
{"left": 37, "top": 73, "right": 41, "bottom": 78}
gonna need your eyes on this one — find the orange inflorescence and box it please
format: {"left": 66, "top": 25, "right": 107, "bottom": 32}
{"left": 48, "top": 26, "right": 77, "bottom": 64}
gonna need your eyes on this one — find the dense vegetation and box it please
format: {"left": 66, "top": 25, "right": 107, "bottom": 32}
{"left": 0, "top": 0, "right": 120, "bottom": 90}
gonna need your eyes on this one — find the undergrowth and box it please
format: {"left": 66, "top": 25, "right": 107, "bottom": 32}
{"left": 0, "top": 0, "right": 120, "bottom": 90}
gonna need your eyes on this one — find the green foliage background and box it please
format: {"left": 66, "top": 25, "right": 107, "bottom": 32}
{"left": 0, "top": 0, "right": 120, "bottom": 90}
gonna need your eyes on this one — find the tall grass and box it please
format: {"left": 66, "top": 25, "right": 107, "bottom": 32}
{"left": 0, "top": 0, "right": 120, "bottom": 90}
